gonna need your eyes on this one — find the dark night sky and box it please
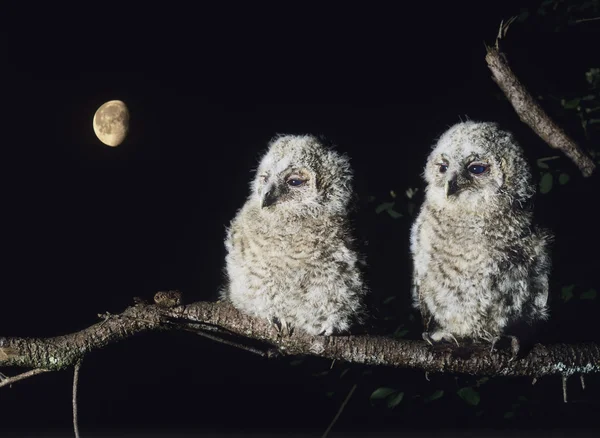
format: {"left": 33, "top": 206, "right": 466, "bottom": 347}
{"left": 1, "top": 2, "right": 599, "bottom": 437}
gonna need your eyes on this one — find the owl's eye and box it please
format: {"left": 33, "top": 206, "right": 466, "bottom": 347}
{"left": 287, "top": 178, "right": 306, "bottom": 187}
{"left": 438, "top": 164, "right": 448, "bottom": 174}
{"left": 468, "top": 164, "right": 489, "bottom": 175}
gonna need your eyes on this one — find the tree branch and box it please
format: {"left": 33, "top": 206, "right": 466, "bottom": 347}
{"left": 485, "top": 24, "right": 596, "bottom": 177}
{"left": 1, "top": 300, "right": 599, "bottom": 379}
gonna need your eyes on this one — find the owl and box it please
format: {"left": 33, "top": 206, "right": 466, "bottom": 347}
{"left": 410, "top": 121, "right": 551, "bottom": 356}
{"left": 221, "top": 134, "right": 366, "bottom": 336}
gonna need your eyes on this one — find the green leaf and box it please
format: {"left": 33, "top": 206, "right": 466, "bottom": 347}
{"left": 539, "top": 173, "right": 553, "bottom": 194}
{"left": 562, "top": 98, "right": 581, "bottom": 109}
{"left": 424, "top": 390, "right": 444, "bottom": 403}
{"left": 386, "top": 391, "right": 405, "bottom": 409}
{"left": 476, "top": 377, "right": 489, "bottom": 387}
{"left": 457, "top": 387, "right": 480, "bottom": 406}
{"left": 326, "top": 391, "right": 335, "bottom": 398}
{"left": 393, "top": 328, "right": 410, "bottom": 339}
{"left": 559, "top": 173, "right": 570, "bottom": 185}
{"left": 375, "top": 202, "right": 395, "bottom": 214}
{"left": 370, "top": 387, "right": 397, "bottom": 401}
{"left": 561, "top": 284, "right": 575, "bottom": 302}
{"left": 382, "top": 296, "right": 397, "bottom": 305}
{"left": 580, "top": 289, "right": 597, "bottom": 300}
{"left": 387, "top": 209, "right": 403, "bottom": 219}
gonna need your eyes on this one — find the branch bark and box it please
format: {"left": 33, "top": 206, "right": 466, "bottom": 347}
{"left": 485, "top": 37, "right": 596, "bottom": 177}
{"left": 1, "top": 300, "right": 599, "bottom": 379}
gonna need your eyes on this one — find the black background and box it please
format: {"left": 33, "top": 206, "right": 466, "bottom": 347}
{"left": 2, "top": 1, "right": 599, "bottom": 437}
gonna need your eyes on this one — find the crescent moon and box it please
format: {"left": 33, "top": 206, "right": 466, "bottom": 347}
{"left": 93, "top": 100, "right": 130, "bottom": 147}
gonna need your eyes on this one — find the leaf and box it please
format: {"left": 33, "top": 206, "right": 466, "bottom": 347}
{"left": 562, "top": 98, "right": 581, "bottom": 109}
{"left": 370, "top": 387, "right": 397, "bottom": 401}
{"left": 539, "top": 173, "right": 553, "bottom": 194}
{"left": 457, "top": 387, "right": 480, "bottom": 406}
{"left": 559, "top": 173, "right": 570, "bottom": 185}
{"left": 393, "top": 328, "right": 410, "bottom": 339}
{"left": 476, "top": 377, "right": 489, "bottom": 387}
{"left": 382, "top": 296, "right": 397, "bottom": 305}
{"left": 536, "top": 159, "right": 550, "bottom": 169}
{"left": 390, "top": 190, "right": 397, "bottom": 199}
{"left": 326, "top": 391, "right": 335, "bottom": 398}
{"left": 386, "top": 391, "right": 405, "bottom": 409}
{"left": 504, "top": 411, "right": 515, "bottom": 419}
{"left": 375, "top": 202, "right": 394, "bottom": 214}
{"left": 518, "top": 395, "right": 528, "bottom": 402}
{"left": 424, "top": 390, "right": 444, "bottom": 403}
{"left": 580, "top": 289, "right": 597, "bottom": 300}
{"left": 561, "top": 284, "right": 575, "bottom": 302}
{"left": 387, "top": 209, "right": 403, "bottom": 219}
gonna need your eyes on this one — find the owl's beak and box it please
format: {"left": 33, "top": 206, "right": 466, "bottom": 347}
{"left": 445, "top": 175, "right": 459, "bottom": 198}
{"left": 262, "top": 186, "right": 281, "bottom": 208}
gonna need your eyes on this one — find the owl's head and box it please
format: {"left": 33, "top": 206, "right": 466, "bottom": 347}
{"left": 423, "top": 121, "right": 534, "bottom": 210}
{"left": 251, "top": 135, "right": 353, "bottom": 217}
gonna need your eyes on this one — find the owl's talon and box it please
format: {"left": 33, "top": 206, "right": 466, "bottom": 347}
{"left": 490, "top": 335, "right": 520, "bottom": 361}
{"left": 447, "top": 333, "right": 460, "bottom": 347}
{"left": 422, "top": 332, "right": 433, "bottom": 345}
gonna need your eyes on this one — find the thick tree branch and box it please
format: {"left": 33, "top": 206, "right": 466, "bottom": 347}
{"left": 485, "top": 26, "right": 596, "bottom": 177}
{"left": 1, "top": 300, "right": 599, "bottom": 379}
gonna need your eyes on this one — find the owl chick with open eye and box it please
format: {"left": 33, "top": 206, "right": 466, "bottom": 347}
{"left": 221, "top": 134, "right": 366, "bottom": 336}
{"left": 410, "top": 121, "right": 552, "bottom": 357}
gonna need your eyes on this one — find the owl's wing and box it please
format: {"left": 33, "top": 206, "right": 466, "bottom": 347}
{"left": 529, "top": 228, "right": 553, "bottom": 320}
{"left": 412, "top": 280, "right": 433, "bottom": 331}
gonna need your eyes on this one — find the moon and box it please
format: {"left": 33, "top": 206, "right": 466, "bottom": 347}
{"left": 93, "top": 100, "right": 130, "bottom": 147}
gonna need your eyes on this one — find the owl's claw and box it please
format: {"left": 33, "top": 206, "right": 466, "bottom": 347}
{"left": 271, "top": 317, "right": 294, "bottom": 337}
{"left": 423, "top": 331, "right": 459, "bottom": 347}
{"left": 490, "top": 335, "right": 520, "bottom": 361}
{"left": 422, "top": 332, "right": 434, "bottom": 345}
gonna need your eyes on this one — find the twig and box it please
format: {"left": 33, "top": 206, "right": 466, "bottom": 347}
{"left": 485, "top": 24, "right": 596, "bottom": 177}
{"left": 190, "top": 328, "right": 276, "bottom": 358}
{"left": 322, "top": 383, "right": 357, "bottom": 438}
{"left": 575, "top": 17, "right": 600, "bottom": 23}
{"left": 73, "top": 361, "right": 82, "bottom": 438}
{"left": 0, "top": 368, "right": 51, "bottom": 389}
{"left": 580, "top": 375, "right": 586, "bottom": 391}
{"left": 562, "top": 375, "right": 568, "bottom": 403}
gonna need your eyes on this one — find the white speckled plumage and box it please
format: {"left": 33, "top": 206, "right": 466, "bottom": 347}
{"left": 222, "top": 135, "right": 366, "bottom": 336}
{"left": 410, "top": 121, "right": 552, "bottom": 348}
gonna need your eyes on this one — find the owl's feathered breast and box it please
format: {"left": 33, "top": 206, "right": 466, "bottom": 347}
{"left": 412, "top": 203, "right": 538, "bottom": 339}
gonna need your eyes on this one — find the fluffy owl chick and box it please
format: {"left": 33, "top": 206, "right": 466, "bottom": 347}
{"left": 410, "top": 121, "right": 551, "bottom": 355}
{"left": 222, "top": 134, "right": 366, "bottom": 336}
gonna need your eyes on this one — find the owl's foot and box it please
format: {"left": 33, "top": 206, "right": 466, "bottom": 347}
{"left": 271, "top": 317, "right": 294, "bottom": 337}
{"left": 423, "top": 331, "right": 460, "bottom": 347}
{"left": 490, "top": 335, "right": 520, "bottom": 361}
